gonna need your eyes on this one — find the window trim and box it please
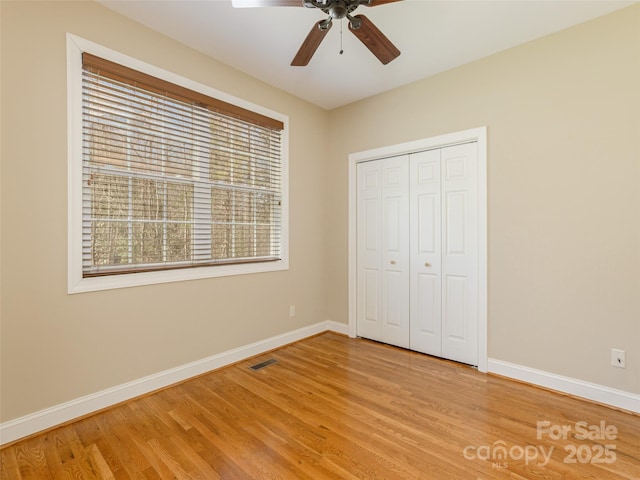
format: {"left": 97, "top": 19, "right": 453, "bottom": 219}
{"left": 67, "top": 34, "right": 289, "bottom": 294}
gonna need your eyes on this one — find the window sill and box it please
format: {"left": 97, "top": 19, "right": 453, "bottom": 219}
{"left": 68, "top": 258, "right": 289, "bottom": 294}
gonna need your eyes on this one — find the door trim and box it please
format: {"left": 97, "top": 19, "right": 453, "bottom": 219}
{"left": 348, "top": 127, "right": 488, "bottom": 373}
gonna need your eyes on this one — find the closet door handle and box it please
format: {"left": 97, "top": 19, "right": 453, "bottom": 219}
{"left": 424, "top": 262, "right": 431, "bottom": 267}
{"left": 390, "top": 260, "right": 396, "bottom": 265}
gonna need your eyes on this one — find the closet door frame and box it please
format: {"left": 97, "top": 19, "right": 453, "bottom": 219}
{"left": 348, "top": 127, "right": 488, "bottom": 373}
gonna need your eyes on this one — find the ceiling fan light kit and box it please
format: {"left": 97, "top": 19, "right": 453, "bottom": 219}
{"left": 231, "top": 0, "right": 402, "bottom": 66}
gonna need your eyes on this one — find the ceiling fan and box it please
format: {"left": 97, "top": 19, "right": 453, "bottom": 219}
{"left": 231, "top": 0, "right": 402, "bottom": 66}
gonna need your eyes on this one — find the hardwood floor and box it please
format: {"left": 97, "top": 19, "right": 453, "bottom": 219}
{"left": 1, "top": 332, "right": 639, "bottom": 479}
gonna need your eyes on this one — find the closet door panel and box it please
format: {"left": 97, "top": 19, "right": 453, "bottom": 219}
{"left": 383, "top": 194, "right": 403, "bottom": 331}
{"left": 356, "top": 161, "right": 383, "bottom": 342}
{"left": 409, "top": 150, "right": 442, "bottom": 355}
{"left": 380, "top": 157, "right": 410, "bottom": 348}
{"left": 444, "top": 274, "right": 468, "bottom": 339}
{"left": 363, "top": 268, "right": 380, "bottom": 325}
{"left": 416, "top": 273, "right": 439, "bottom": 334}
{"left": 441, "top": 143, "right": 478, "bottom": 365}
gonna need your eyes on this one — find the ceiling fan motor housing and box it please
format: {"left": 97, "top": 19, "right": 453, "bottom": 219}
{"left": 304, "top": 0, "right": 369, "bottom": 18}
{"left": 328, "top": 3, "right": 349, "bottom": 19}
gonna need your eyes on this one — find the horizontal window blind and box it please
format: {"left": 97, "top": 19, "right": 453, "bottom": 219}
{"left": 82, "top": 55, "right": 283, "bottom": 277}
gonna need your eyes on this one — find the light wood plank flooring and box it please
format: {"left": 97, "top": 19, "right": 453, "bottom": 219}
{"left": 1, "top": 332, "right": 639, "bottom": 479}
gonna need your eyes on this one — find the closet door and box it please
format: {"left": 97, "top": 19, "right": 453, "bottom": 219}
{"left": 380, "top": 156, "right": 410, "bottom": 348}
{"left": 409, "top": 149, "right": 442, "bottom": 356}
{"left": 356, "top": 157, "right": 410, "bottom": 347}
{"left": 409, "top": 144, "right": 478, "bottom": 365}
{"left": 440, "top": 143, "right": 478, "bottom": 365}
{"left": 356, "top": 161, "right": 383, "bottom": 342}
{"left": 357, "top": 143, "right": 478, "bottom": 365}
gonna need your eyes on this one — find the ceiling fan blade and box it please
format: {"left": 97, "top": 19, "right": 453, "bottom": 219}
{"left": 231, "top": 0, "right": 302, "bottom": 7}
{"left": 291, "top": 21, "right": 332, "bottom": 66}
{"left": 349, "top": 14, "right": 400, "bottom": 65}
{"left": 365, "top": 0, "right": 403, "bottom": 6}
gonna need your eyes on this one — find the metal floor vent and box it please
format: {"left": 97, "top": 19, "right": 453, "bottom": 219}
{"left": 249, "top": 358, "right": 278, "bottom": 371}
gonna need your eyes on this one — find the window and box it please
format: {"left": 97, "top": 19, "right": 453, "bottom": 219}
{"left": 68, "top": 36, "right": 288, "bottom": 293}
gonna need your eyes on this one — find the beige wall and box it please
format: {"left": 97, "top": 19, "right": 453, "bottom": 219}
{"left": 1, "top": 0, "right": 638, "bottom": 426}
{"left": 326, "top": 5, "right": 640, "bottom": 394}
{"left": 0, "top": 0, "right": 329, "bottom": 421}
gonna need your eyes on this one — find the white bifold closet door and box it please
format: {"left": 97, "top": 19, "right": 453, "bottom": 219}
{"left": 356, "top": 142, "right": 478, "bottom": 365}
{"left": 409, "top": 143, "right": 478, "bottom": 365}
{"left": 356, "top": 156, "right": 410, "bottom": 348}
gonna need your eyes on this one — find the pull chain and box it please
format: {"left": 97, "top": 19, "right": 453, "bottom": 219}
{"left": 340, "top": 19, "right": 344, "bottom": 55}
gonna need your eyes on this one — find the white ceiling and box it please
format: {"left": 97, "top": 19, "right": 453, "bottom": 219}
{"left": 98, "top": 0, "right": 635, "bottom": 110}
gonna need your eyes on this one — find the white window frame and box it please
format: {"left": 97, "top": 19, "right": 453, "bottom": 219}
{"left": 67, "top": 34, "right": 289, "bottom": 294}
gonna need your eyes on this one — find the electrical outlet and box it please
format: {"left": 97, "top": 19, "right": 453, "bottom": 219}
{"left": 611, "top": 349, "right": 626, "bottom": 368}
{"left": 289, "top": 305, "right": 296, "bottom": 318}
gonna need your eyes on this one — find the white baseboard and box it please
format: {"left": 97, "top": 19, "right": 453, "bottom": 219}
{"left": 325, "top": 320, "right": 349, "bottom": 335}
{"left": 488, "top": 358, "right": 640, "bottom": 414}
{"left": 0, "top": 320, "right": 347, "bottom": 446}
